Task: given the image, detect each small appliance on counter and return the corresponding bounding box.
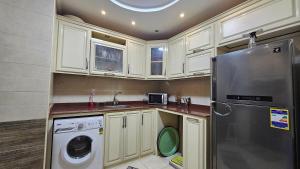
[148,93,168,105]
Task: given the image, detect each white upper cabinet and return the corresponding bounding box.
[216,0,300,46]
[90,38,127,77]
[56,21,90,74]
[127,41,146,78]
[186,49,214,76]
[186,24,214,55]
[167,36,186,78]
[146,42,168,79]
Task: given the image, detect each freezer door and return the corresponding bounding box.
[213,40,293,107]
[212,102,295,169]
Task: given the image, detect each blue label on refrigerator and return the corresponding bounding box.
[270,108,289,130]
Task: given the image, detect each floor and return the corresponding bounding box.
[107,154,181,169]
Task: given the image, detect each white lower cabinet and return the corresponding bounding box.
[105,110,156,167]
[140,110,155,155]
[104,111,140,166]
[124,111,140,160]
[183,116,207,169]
[104,112,124,166]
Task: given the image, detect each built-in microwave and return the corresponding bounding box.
[148,93,168,105]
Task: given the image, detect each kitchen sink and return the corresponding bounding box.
[104,105,130,109]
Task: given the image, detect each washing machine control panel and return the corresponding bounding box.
[54,116,104,134]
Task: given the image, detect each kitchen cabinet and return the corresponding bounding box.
[186,48,214,76]
[216,0,300,46]
[186,24,214,55]
[146,42,168,79]
[140,110,155,155]
[56,21,90,74]
[90,39,127,77]
[183,116,207,169]
[127,41,146,78]
[104,112,124,166]
[167,36,186,78]
[104,111,140,166]
[124,111,140,160]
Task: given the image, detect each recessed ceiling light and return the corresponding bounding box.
[180,13,185,18]
[101,10,106,15]
[131,21,136,26]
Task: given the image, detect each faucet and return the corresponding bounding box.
[113,91,122,106]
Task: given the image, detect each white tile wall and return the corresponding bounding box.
[0,0,55,122]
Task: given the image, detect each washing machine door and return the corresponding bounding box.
[61,135,95,166]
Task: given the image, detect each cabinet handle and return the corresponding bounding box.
[122,116,125,128]
[182,63,185,74]
[125,116,127,128]
[142,114,144,125]
[85,58,88,70]
[128,64,130,74]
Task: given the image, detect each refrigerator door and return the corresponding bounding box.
[213,40,293,107]
[212,102,295,169]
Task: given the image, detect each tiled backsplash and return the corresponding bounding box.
[160,77,211,105]
[52,74,162,103]
[52,74,211,106]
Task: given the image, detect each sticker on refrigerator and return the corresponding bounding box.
[270,108,289,130]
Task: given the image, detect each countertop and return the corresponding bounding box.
[50,102,211,118]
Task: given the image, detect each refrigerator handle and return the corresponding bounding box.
[211,57,217,101]
[211,102,232,117]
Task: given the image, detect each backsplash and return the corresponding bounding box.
[52,74,211,106]
[160,77,211,106]
[52,74,161,103]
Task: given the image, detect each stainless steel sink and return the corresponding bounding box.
[104,105,130,109]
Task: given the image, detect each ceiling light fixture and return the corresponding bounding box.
[131,21,136,26]
[180,12,185,18]
[101,10,106,15]
[110,0,180,13]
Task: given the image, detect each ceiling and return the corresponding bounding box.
[56,0,247,40]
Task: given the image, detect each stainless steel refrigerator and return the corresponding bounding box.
[211,38,300,169]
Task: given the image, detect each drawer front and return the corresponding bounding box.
[217,0,298,45]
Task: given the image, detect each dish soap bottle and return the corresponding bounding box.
[88,89,96,109]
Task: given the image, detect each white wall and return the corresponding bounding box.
[0,0,55,122]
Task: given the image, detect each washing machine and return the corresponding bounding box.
[51,115,104,169]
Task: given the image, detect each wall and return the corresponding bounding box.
[53,74,210,106]
[52,74,161,103]
[160,77,211,106]
[0,0,55,122]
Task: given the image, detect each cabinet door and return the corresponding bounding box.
[90,39,126,77]
[104,112,124,166]
[56,21,89,74]
[168,37,186,78]
[140,111,154,155]
[186,24,214,55]
[127,41,146,78]
[146,43,167,79]
[186,49,214,76]
[124,111,140,160]
[184,117,207,169]
[217,0,298,46]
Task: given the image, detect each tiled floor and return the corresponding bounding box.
[107,154,180,169]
